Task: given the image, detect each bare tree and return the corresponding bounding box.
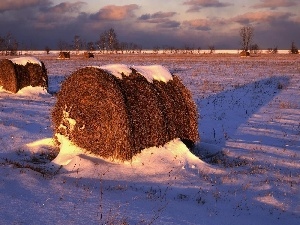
[96,31,107,53]
[0,36,5,55]
[73,35,83,54]
[87,41,95,52]
[240,26,254,52]
[45,46,51,54]
[107,28,118,53]
[208,45,215,54]
[250,43,259,54]
[290,41,299,54]
[4,33,18,55]
[57,39,69,51]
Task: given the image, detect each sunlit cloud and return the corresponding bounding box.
[90,4,139,21]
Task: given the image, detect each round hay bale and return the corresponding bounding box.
[52,67,133,160]
[0,57,48,93]
[240,50,250,57]
[52,65,199,161]
[171,76,199,147]
[117,71,168,153]
[25,61,48,89]
[0,59,19,93]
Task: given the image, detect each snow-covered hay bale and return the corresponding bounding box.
[0,57,48,93]
[52,64,199,160]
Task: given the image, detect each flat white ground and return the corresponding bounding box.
[0,53,299,224]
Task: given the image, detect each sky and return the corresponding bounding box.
[0,0,299,50]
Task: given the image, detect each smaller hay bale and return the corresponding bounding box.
[240,50,250,57]
[0,57,48,93]
[58,51,70,59]
[83,52,94,58]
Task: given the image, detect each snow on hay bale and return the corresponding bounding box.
[0,57,48,93]
[52,64,199,160]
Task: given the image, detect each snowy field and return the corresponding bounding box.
[0,53,299,224]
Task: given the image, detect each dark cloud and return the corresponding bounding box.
[138,11,177,21]
[252,0,299,10]
[90,4,139,21]
[157,20,180,28]
[137,11,178,29]
[183,0,232,12]
[231,11,295,25]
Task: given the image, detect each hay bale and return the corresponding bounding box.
[0,59,21,93]
[240,50,250,57]
[52,67,133,160]
[0,57,47,93]
[58,51,70,59]
[25,61,48,88]
[83,52,94,58]
[52,64,199,160]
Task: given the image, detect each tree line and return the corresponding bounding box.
[1,27,299,55]
[55,28,143,54]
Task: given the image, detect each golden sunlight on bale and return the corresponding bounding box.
[0,57,48,93]
[52,65,199,161]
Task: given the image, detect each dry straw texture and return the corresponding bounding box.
[0,59,47,93]
[52,66,199,160]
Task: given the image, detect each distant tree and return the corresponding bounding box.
[57,40,69,51]
[208,45,215,54]
[250,43,259,54]
[45,46,51,54]
[87,42,95,52]
[73,35,83,54]
[197,46,201,54]
[96,31,107,53]
[4,33,18,55]
[267,46,278,54]
[107,28,118,53]
[153,46,160,54]
[0,36,5,55]
[240,26,254,52]
[290,41,299,54]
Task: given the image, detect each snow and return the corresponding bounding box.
[0,54,299,224]
[96,64,173,83]
[99,64,132,79]
[10,56,42,66]
[131,65,173,83]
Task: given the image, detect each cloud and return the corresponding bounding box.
[183,19,211,31]
[138,11,177,21]
[157,20,181,28]
[231,11,294,25]
[43,1,86,14]
[252,0,299,10]
[183,0,232,12]
[90,4,139,21]
[0,0,50,12]
[137,11,178,28]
